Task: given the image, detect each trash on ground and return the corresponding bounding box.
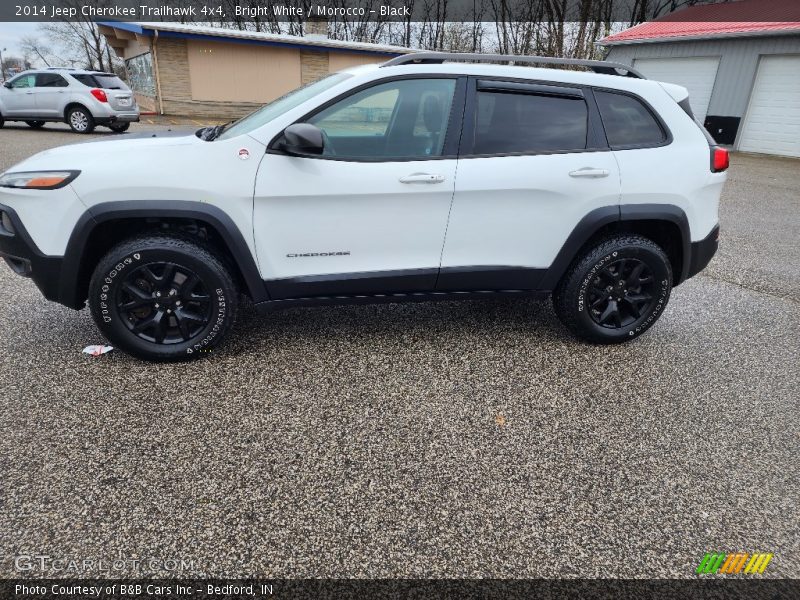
[82,345,113,357]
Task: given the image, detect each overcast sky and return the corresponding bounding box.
[0,22,42,60]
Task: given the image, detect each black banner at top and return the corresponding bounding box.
[3,0,800,23]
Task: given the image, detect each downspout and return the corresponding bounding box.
[152,30,164,115]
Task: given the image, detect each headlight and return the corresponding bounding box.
[0,170,79,190]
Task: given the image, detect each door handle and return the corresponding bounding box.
[569,167,610,178]
[399,173,445,184]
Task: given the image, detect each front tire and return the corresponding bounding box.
[553,235,672,344]
[26,120,45,129]
[88,235,238,361]
[108,122,130,133]
[67,107,95,133]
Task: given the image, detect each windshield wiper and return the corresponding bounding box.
[201,120,233,141]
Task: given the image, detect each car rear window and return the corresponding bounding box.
[71,73,128,90]
[595,90,667,148]
[472,91,588,155]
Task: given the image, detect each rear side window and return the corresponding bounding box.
[472,91,588,155]
[71,73,128,90]
[595,90,666,148]
[35,73,68,88]
[93,74,127,90]
[71,74,96,87]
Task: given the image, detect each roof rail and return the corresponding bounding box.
[381,52,645,79]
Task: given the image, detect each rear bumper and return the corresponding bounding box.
[95,112,140,124]
[687,225,720,280]
[0,203,65,305]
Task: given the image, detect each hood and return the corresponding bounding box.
[7,131,200,173]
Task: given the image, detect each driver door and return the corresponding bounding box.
[1,73,37,116]
[253,76,465,299]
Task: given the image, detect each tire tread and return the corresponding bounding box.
[553,234,672,344]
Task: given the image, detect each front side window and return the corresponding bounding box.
[10,74,35,89]
[307,78,457,160]
[472,91,588,155]
[594,90,667,148]
[36,73,68,88]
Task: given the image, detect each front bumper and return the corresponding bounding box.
[687,225,720,279]
[0,203,65,304]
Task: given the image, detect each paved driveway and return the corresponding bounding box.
[0,123,797,578]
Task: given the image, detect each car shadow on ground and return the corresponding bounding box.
[227,295,569,354]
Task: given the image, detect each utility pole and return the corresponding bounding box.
[0,47,6,81]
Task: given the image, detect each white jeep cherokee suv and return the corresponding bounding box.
[0,53,726,361]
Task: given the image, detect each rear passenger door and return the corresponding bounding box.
[34,72,69,117]
[439,78,621,291]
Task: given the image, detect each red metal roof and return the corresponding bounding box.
[601,0,800,45]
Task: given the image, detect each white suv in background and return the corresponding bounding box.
[0,68,139,133]
[0,53,727,361]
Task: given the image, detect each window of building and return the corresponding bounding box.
[124,53,155,96]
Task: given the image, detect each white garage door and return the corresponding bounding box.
[633,57,720,123]
[738,55,800,158]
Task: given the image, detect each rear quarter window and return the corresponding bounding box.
[71,73,128,90]
[594,90,667,148]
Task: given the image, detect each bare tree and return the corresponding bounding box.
[38,0,120,71]
[19,35,56,68]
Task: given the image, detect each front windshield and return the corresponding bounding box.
[216,73,352,141]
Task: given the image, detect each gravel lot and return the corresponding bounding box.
[0,122,798,578]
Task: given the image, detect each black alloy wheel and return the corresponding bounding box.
[117,262,213,344]
[553,235,673,344]
[585,258,657,329]
[89,235,238,361]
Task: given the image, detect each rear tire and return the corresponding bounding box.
[553,235,672,344]
[108,122,130,133]
[67,106,95,134]
[25,120,45,129]
[88,235,239,362]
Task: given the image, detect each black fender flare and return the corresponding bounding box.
[59,200,268,308]
[537,203,691,290]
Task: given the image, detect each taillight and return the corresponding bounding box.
[711,146,729,172]
[90,88,108,103]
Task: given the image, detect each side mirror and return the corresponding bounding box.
[281,123,324,156]
[3,82,12,89]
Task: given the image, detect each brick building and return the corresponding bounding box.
[99,21,413,119]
